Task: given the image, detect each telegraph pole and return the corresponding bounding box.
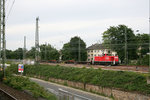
[125,27,127,65]
[23,36,26,64]
[45,42,47,60]
[78,37,81,62]
[149,0,150,71]
[1,0,6,78]
[35,17,40,65]
[0,0,2,60]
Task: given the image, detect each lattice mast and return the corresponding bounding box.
[0,0,6,78]
[35,17,39,65]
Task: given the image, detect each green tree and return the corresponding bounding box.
[6,48,25,59]
[136,33,149,56]
[6,49,13,59]
[61,43,71,60]
[26,47,35,59]
[40,44,60,60]
[136,33,149,65]
[103,25,137,63]
[13,48,23,59]
[61,36,87,61]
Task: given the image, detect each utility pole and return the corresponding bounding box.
[149,0,150,71]
[35,17,40,65]
[0,0,2,60]
[1,0,6,78]
[23,36,26,64]
[45,42,47,60]
[125,27,127,65]
[110,40,112,55]
[78,37,80,62]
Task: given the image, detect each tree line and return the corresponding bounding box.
[103,24,149,65]
[4,24,150,65]
[5,36,87,61]
[6,44,60,60]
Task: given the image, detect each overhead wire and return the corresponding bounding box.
[6,0,11,9]
[6,0,15,21]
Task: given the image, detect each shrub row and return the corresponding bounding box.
[8,64,150,95]
[4,66,57,100]
[3,75,57,100]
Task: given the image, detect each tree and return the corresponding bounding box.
[136,33,149,56]
[61,43,71,60]
[26,47,35,59]
[61,36,87,61]
[136,33,149,65]
[103,25,137,63]
[6,49,14,59]
[40,44,60,60]
[13,48,23,59]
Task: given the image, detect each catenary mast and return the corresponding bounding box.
[35,17,40,65]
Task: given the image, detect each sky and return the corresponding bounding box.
[5,0,149,50]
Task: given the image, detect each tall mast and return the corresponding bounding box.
[35,17,39,65]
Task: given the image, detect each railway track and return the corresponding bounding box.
[0,82,37,100]
[41,63,149,73]
[0,88,17,100]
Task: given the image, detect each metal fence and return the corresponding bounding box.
[58,88,92,100]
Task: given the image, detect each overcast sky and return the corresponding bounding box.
[6,0,149,50]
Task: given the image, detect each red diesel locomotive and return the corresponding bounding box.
[93,54,119,65]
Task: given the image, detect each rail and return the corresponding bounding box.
[0,88,17,100]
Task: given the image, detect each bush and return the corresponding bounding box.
[3,75,57,100]
[136,55,149,66]
[8,64,150,95]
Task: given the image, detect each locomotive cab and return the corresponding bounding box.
[93,54,119,65]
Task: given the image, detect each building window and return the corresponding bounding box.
[88,55,90,57]
[94,54,96,56]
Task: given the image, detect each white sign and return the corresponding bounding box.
[18,64,24,73]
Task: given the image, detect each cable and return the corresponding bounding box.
[6,0,11,12]
[6,0,15,21]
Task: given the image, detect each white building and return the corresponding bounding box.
[87,43,117,61]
